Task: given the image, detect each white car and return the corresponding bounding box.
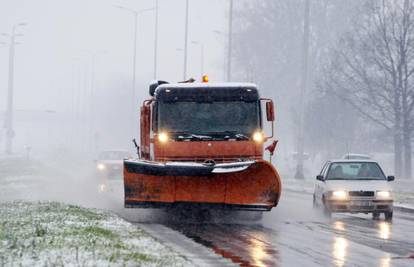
[313,160,394,220]
[95,149,131,192]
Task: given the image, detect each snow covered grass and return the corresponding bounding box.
[0,201,190,267]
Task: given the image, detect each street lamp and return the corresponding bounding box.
[1,22,27,154]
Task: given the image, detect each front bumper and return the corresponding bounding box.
[326,198,393,213]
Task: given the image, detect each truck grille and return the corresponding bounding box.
[349,191,374,197]
[157,156,261,163]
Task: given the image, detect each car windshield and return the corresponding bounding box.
[157,101,260,137]
[326,162,386,180]
[98,151,129,160]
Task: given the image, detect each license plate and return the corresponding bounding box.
[350,201,371,206]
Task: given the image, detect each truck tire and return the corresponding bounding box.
[372,212,380,220]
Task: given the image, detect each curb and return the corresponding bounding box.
[393,205,414,214]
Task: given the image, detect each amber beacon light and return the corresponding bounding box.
[202,75,209,83]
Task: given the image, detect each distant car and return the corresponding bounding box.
[95,149,131,192]
[313,160,394,220]
[342,153,371,160]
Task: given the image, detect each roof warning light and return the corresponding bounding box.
[202,75,209,83]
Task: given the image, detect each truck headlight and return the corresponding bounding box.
[158,132,169,143]
[97,163,106,171]
[377,191,391,198]
[252,131,264,143]
[332,190,347,199]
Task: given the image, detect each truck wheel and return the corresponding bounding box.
[372,212,380,220]
[384,211,393,221]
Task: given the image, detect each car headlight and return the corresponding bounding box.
[97,163,106,171]
[377,191,391,198]
[332,190,347,199]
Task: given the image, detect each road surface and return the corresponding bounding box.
[121,189,414,267]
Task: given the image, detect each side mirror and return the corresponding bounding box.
[316,175,324,181]
[149,82,158,96]
[266,101,275,121]
[149,80,169,96]
[387,176,395,182]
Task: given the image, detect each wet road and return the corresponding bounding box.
[120,189,414,267]
[7,159,413,266]
[163,190,414,266]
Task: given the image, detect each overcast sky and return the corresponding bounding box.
[0,0,228,114]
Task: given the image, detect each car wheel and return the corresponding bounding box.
[372,212,380,220]
[384,211,393,221]
[322,196,331,218]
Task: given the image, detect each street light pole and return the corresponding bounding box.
[153,0,159,79]
[295,0,311,179]
[183,0,189,80]
[132,11,138,118]
[213,30,227,81]
[227,0,233,82]
[80,50,106,153]
[191,41,204,78]
[115,5,155,136]
[3,23,26,154]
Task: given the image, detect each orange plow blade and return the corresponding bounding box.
[124,159,281,211]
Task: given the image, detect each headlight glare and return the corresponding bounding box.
[377,191,391,198]
[97,163,106,171]
[158,132,169,143]
[252,131,264,143]
[332,190,347,199]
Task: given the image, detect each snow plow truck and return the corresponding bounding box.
[123,78,281,212]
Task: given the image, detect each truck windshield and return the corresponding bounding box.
[326,162,386,180]
[157,101,261,137]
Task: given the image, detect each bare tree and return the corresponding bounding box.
[321,0,414,178]
[232,0,363,175]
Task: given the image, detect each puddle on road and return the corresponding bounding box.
[168,223,279,267]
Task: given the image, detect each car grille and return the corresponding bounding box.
[349,191,374,197]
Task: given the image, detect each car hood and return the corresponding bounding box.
[325,180,392,192]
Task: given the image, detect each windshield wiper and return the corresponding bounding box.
[220,131,250,140]
[172,132,213,141]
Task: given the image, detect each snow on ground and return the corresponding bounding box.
[0,201,190,267]
[0,156,191,267]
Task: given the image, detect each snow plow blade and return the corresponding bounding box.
[123,159,281,211]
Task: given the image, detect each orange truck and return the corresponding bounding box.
[123,79,281,212]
